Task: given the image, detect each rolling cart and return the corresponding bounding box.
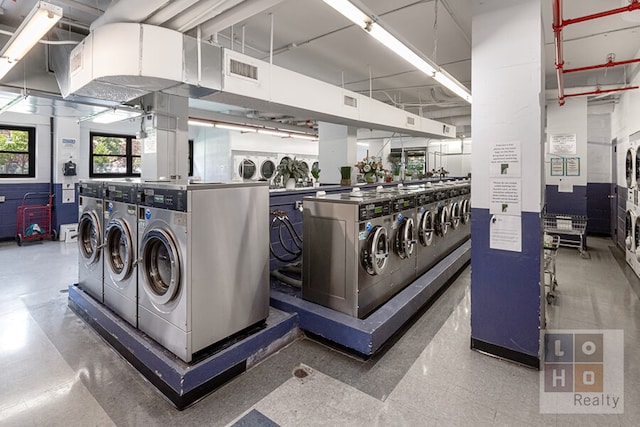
[543,233,560,304]
[15,192,57,246]
[542,213,588,258]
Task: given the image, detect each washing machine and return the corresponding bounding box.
[414,185,440,277]
[446,180,471,250]
[137,181,269,363]
[634,215,640,278]
[432,182,452,244]
[103,182,139,327]
[302,190,394,318]
[626,209,636,270]
[626,146,635,205]
[78,180,105,303]
[387,190,418,289]
[258,156,278,181]
[234,155,259,180]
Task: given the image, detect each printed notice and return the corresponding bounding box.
[566,157,580,176]
[558,180,573,193]
[143,129,157,154]
[490,215,522,252]
[550,134,577,155]
[490,179,521,215]
[550,158,565,176]
[490,141,521,177]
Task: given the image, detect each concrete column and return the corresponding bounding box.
[318,122,358,184]
[140,92,189,182]
[53,117,81,233]
[470,0,544,368]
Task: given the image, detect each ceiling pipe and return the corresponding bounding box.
[553,0,640,106]
[563,85,639,100]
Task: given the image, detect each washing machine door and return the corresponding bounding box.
[239,159,257,180]
[436,204,450,237]
[450,202,461,230]
[261,160,276,179]
[78,211,102,265]
[396,217,416,259]
[361,226,389,276]
[636,148,640,185]
[627,149,633,187]
[635,217,640,261]
[140,228,181,305]
[419,209,434,246]
[104,218,135,283]
[626,211,633,250]
[460,199,470,224]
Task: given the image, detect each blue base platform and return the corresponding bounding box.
[270,240,471,356]
[68,285,301,410]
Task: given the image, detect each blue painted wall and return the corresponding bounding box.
[545,185,587,215]
[0,183,53,240]
[586,183,612,235]
[470,209,542,359]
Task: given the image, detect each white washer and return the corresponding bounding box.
[103,182,139,327]
[234,155,259,181]
[78,180,104,303]
[257,156,277,180]
[626,145,635,205]
[137,182,270,363]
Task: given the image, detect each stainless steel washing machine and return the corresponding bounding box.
[302,190,394,318]
[103,182,139,327]
[78,180,104,302]
[415,185,440,277]
[387,190,418,289]
[137,181,269,363]
[445,180,471,250]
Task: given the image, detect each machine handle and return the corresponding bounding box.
[374,252,388,260]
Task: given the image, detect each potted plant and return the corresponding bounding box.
[355,157,383,184]
[275,157,308,190]
[340,166,352,186]
[311,165,321,187]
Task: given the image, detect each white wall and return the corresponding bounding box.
[586,109,612,184]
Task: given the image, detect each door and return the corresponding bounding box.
[78,210,102,267]
[140,227,182,306]
[104,218,135,286]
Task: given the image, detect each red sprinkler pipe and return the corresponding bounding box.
[563,0,640,27]
[564,57,640,74]
[553,0,565,105]
[564,85,640,100]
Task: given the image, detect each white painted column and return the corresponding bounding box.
[318,122,358,184]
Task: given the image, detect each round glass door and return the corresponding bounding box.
[361,226,389,276]
[419,210,434,246]
[261,160,276,179]
[396,218,415,259]
[626,211,633,250]
[461,199,470,224]
[105,219,134,283]
[626,149,633,187]
[239,159,256,179]
[436,204,450,237]
[78,211,102,265]
[636,148,640,184]
[140,228,181,306]
[636,217,640,261]
[450,202,461,230]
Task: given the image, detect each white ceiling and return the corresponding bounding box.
[0,0,639,138]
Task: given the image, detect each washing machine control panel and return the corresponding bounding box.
[104,184,137,203]
[416,192,435,206]
[391,196,416,212]
[79,181,104,198]
[434,189,450,201]
[458,185,470,195]
[138,188,187,212]
[358,200,391,221]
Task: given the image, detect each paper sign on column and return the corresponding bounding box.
[490,141,521,177]
[550,134,577,155]
[489,179,521,215]
[490,215,522,252]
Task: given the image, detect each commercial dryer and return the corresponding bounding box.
[625,209,636,271]
[78,180,104,303]
[103,182,139,327]
[302,190,394,318]
[137,181,269,362]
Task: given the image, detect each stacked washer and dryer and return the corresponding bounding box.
[625,143,638,273]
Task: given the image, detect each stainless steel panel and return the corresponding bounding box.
[77,195,104,303]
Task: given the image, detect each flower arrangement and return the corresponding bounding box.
[355,157,384,183]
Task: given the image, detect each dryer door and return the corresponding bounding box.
[450,201,461,230]
[460,199,470,224]
[105,218,135,284]
[140,228,181,305]
[626,149,633,188]
[436,203,450,237]
[626,211,633,250]
[78,211,102,266]
[361,226,389,276]
[635,217,640,262]
[396,217,416,259]
[419,209,434,246]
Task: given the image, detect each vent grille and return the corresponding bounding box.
[407,116,415,126]
[70,49,82,74]
[229,59,258,80]
[343,95,358,108]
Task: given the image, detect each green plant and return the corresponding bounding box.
[311,166,321,181]
[275,157,308,183]
[340,166,351,179]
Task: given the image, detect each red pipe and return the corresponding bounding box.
[563,1,640,27]
[553,0,565,105]
[564,85,640,99]
[564,57,640,74]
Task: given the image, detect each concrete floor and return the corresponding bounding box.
[0,236,637,426]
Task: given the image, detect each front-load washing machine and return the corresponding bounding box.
[302,190,394,318]
[137,181,269,363]
[78,180,104,302]
[626,209,636,270]
[234,155,259,181]
[387,190,418,289]
[634,215,640,278]
[415,185,440,277]
[446,180,471,250]
[433,182,452,244]
[258,157,277,181]
[103,182,139,327]
[627,146,635,205]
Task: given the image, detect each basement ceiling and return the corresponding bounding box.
[0,0,639,138]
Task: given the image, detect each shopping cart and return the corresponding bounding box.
[544,233,560,304]
[542,213,588,258]
[15,192,57,246]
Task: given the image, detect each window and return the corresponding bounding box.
[0,125,36,178]
[90,133,141,177]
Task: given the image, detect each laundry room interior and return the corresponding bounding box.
[0,1,639,425]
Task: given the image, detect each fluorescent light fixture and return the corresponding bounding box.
[0,2,63,80]
[188,119,214,127]
[289,133,319,141]
[357,142,369,147]
[0,92,27,115]
[78,107,142,124]
[257,129,290,137]
[215,123,257,132]
[322,0,471,104]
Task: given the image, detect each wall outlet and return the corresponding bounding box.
[0,195,5,202]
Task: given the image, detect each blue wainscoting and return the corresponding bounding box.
[545,185,587,215]
[0,183,52,241]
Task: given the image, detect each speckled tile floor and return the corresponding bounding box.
[0,237,637,426]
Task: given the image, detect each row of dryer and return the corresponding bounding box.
[77,179,270,363]
[625,136,640,277]
[302,180,470,318]
[233,154,318,181]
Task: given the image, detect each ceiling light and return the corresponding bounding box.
[257,129,290,137]
[433,71,472,103]
[78,107,142,124]
[289,133,319,141]
[188,119,214,127]
[367,23,436,76]
[322,0,369,28]
[357,142,369,147]
[0,92,27,115]
[0,2,63,80]
[215,123,257,132]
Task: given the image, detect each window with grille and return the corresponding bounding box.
[90,133,141,177]
[0,125,35,178]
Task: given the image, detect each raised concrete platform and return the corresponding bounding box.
[270,240,471,356]
[68,285,300,410]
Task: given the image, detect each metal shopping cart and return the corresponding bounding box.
[542,213,588,258]
[543,233,560,304]
[15,192,57,246]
